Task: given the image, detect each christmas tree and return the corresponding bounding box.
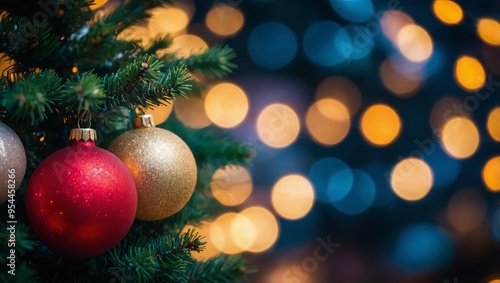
[0,0,255,282]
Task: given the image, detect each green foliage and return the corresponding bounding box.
[0,0,254,281]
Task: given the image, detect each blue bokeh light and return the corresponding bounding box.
[329,169,376,215]
[393,223,454,273]
[248,22,297,69]
[303,21,352,66]
[423,146,461,190]
[328,0,374,23]
[309,158,350,203]
[343,25,375,60]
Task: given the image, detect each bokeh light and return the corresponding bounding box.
[391,158,433,201]
[137,101,173,125]
[381,10,414,42]
[343,25,375,60]
[210,212,243,254]
[315,76,362,116]
[328,169,376,215]
[395,24,433,62]
[487,107,500,142]
[90,0,107,10]
[328,0,374,23]
[447,189,486,233]
[429,97,467,130]
[441,117,480,159]
[174,95,212,128]
[182,222,219,260]
[303,21,351,66]
[379,58,422,97]
[117,26,150,47]
[482,156,500,192]
[309,158,351,203]
[231,213,257,251]
[454,55,486,91]
[477,18,500,46]
[393,223,454,272]
[205,82,249,128]
[256,103,300,148]
[148,7,190,35]
[271,174,315,220]
[161,34,208,58]
[432,0,463,25]
[248,22,297,69]
[210,166,252,207]
[239,206,279,253]
[306,98,350,146]
[206,4,244,37]
[360,104,401,146]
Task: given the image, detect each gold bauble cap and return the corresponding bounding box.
[69,128,97,141]
[133,114,156,129]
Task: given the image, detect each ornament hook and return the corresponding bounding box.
[78,111,92,128]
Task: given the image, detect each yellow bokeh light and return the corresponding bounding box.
[206,4,245,37]
[149,7,190,35]
[174,96,212,128]
[432,0,463,25]
[271,174,315,220]
[182,222,219,260]
[239,206,279,253]
[487,107,500,142]
[210,166,252,207]
[256,104,300,148]
[379,58,422,97]
[71,66,78,73]
[489,280,500,283]
[138,101,174,125]
[482,156,500,192]
[477,18,500,46]
[306,99,350,146]
[230,213,257,250]
[454,55,486,91]
[90,0,108,10]
[360,104,401,146]
[117,25,150,47]
[391,158,434,201]
[381,10,414,42]
[315,76,361,116]
[396,24,433,62]
[159,34,208,58]
[447,189,486,232]
[209,212,243,254]
[441,117,480,159]
[205,83,249,128]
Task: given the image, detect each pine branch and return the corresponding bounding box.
[0,16,61,71]
[109,230,204,283]
[62,72,105,112]
[1,70,62,125]
[166,45,237,79]
[186,255,256,283]
[103,55,192,109]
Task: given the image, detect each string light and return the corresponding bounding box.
[206,4,244,37]
[395,24,433,62]
[360,104,401,146]
[306,99,350,146]
[432,0,463,25]
[210,166,252,206]
[487,107,500,142]
[454,55,486,91]
[441,117,479,159]
[271,174,315,220]
[256,104,300,148]
[482,156,500,192]
[477,18,500,46]
[204,83,249,128]
[391,158,433,201]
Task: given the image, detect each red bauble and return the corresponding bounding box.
[25,133,137,258]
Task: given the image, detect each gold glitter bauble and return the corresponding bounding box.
[0,122,26,204]
[108,115,197,221]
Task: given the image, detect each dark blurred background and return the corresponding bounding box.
[83,0,500,282]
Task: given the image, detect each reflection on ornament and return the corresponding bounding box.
[0,122,26,204]
[25,128,137,258]
[109,114,197,220]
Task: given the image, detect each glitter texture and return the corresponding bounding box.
[25,138,137,258]
[0,122,26,204]
[108,119,197,221]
